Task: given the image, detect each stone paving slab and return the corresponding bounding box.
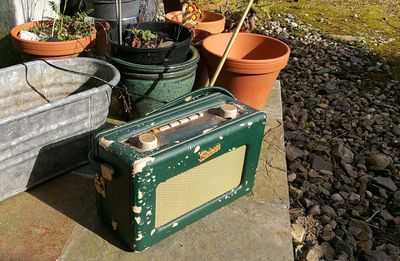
[0,81,292,260]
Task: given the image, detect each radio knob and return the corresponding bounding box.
[220,104,238,119]
[138,134,158,151]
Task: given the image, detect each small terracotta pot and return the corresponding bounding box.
[165,11,226,34]
[11,21,96,60]
[163,0,227,13]
[202,33,290,110]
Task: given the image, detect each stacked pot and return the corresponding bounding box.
[165,9,226,89]
[106,22,199,118]
[165,4,291,110]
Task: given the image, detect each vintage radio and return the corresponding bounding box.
[89,88,266,251]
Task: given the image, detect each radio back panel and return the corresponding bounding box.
[90,90,266,252]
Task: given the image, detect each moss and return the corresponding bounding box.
[228,0,400,80]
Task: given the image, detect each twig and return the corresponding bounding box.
[366,209,381,223]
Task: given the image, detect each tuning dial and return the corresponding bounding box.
[138,134,158,151]
[220,104,238,119]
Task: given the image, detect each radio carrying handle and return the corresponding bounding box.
[147,87,236,115]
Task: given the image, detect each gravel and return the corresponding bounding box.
[257,12,400,260]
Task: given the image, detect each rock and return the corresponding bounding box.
[289,186,303,200]
[331,193,344,202]
[359,250,391,261]
[286,13,295,19]
[348,219,372,241]
[322,224,335,241]
[394,216,400,225]
[327,34,365,43]
[366,154,393,169]
[291,223,306,244]
[311,154,333,172]
[309,205,321,216]
[342,163,359,178]
[286,145,306,161]
[303,245,323,261]
[373,176,398,192]
[287,173,297,182]
[332,144,354,164]
[393,190,400,201]
[320,242,336,261]
[393,125,400,136]
[320,215,331,225]
[350,56,362,64]
[335,239,354,257]
[348,192,361,204]
[321,205,337,218]
[386,244,400,256]
[380,209,394,221]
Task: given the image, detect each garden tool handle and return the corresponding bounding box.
[208,0,255,86]
[147,87,236,115]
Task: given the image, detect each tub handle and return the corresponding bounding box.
[147,87,236,115]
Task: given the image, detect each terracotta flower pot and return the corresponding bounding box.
[202,32,290,110]
[165,11,226,34]
[11,21,96,60]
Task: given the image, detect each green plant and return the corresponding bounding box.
[124,28,174,48]
[27,0,94,41]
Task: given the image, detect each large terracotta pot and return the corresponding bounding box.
[202,32,290,110]
[165,11,225,34]
[11,21,96,60]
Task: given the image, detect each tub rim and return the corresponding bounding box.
[0,57,120,126]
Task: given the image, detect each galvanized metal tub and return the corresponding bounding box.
[0,58,120,201]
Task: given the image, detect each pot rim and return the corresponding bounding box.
[108,21,193,52]
[10,21,97,46]
[202,32,291,64]
[106,45,200,73]
[166,10,225,25]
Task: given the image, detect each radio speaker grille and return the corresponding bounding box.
[155,146,246,227]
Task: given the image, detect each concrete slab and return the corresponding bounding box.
[0,81,293,260]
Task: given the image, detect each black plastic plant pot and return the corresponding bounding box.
[85,0,140,20]
[109,22,194,65]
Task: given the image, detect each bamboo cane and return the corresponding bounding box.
[116,0,122,45]
[208,0,255,86]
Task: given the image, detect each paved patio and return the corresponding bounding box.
[0,82,292,260]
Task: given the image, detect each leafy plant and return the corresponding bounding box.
[26,0,94,41]
[124,28,174,48]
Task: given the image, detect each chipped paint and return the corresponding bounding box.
[184,95,192,102]
[94,173,106,198]
[101,164,113,181]
[136,232,143,241]
[132,157,155,175]
[138,190,143,199]
[240,123,245,126]
[151,229,156,236]
[246,188,250,191]
[247,122,253,127]
[111,218,117,230]
[185,155,189,159]
[202,128,212,134]
[194,145,200,153]
[147,220,151,225]
[174,141,180,144]
[135,217,141,224]
[219,136,223,140]
[146,210,152,216]
[133,206,142,214]
[99,137,114,151]
[172,222,178,227]
[199,144,221,162]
